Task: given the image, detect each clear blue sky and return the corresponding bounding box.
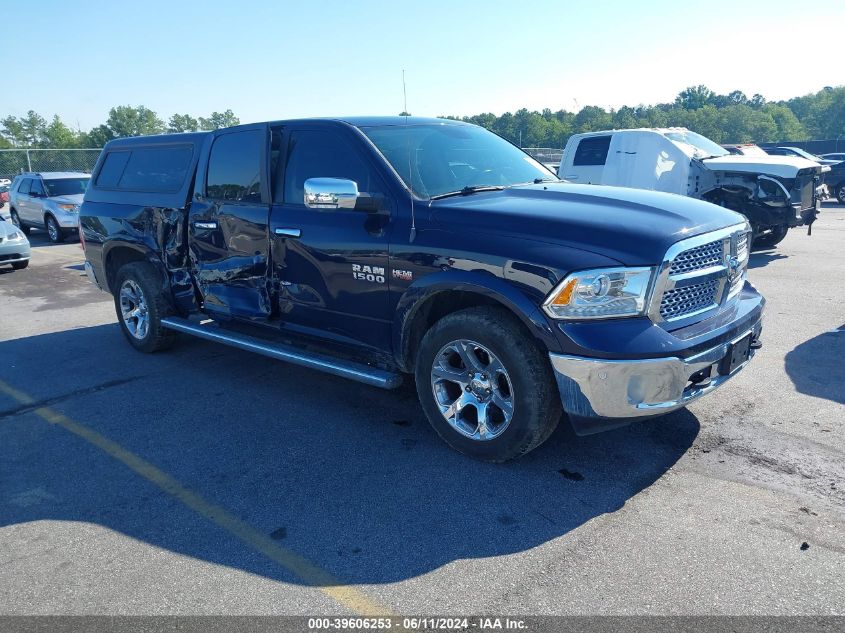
[6,0,840,130]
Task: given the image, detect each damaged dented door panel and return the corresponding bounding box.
[189,124,272,320]
[269,124,393,350]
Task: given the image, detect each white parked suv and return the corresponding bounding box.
[8,171,90,243]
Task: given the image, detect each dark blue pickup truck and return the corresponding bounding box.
[80,117,764,461]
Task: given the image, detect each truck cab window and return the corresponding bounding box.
[207,130,263,202]
[282,130,377,205]
[573,136,611,166]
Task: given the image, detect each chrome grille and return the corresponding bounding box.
[736,232,748,261]
[659,279,720,321]
[651,224,750,326]
[668,239,723,276]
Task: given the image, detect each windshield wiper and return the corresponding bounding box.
[533,177,559,184]
[430,185,505,200]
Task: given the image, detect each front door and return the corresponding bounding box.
[188,125,272,320]
[269,125,393,350]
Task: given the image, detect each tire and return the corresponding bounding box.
[9,209,30,235]
[415,306,561,462]
[753,224,789,249]
[11,260,29,270]
[45,215,65,243]
[113,261,178,353]
[837,182,845,205]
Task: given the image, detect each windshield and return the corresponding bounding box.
[787,147,823,162]
[360,124,557,199]
[663,130,728,159]
[43,177,90,197]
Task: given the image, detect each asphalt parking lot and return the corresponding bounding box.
[1,204,843,616]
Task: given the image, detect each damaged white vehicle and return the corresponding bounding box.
[559,128,829,248]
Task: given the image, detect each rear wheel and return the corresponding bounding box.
[9,209,30,235]
[837,183,845,205]
[415,306,561,462]
[45,215,65,243]
[114,261,178,353]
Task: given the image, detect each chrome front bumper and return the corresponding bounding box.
[550,319,763,422]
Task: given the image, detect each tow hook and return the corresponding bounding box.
[750,337,763,350]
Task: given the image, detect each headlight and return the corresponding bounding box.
[57,203,79,213]
[542,267,654,319]
[8,230,25,241]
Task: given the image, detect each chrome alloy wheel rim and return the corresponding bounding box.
[47,218,58,241]
[430,339,515,441]
[119,279,150,340]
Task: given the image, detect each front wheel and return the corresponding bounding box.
[113,262,178,353]
[45,215,65,243]
[837,183,845,205]
[11,260,29,270]
[415,306,561,462]
[753,224,789,249]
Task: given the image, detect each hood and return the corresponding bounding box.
[48,193,84,205]
[0,219,27,239]
[702,155,828,178]
[429,183,746,267]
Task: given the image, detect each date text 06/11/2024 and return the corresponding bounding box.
[307,617,528,630]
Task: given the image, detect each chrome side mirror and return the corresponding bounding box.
[304,178,358,210]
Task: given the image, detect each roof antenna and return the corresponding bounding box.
[404,69,417,243]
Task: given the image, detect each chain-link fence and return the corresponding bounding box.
[0,149,102,181]
[522,147,563,167]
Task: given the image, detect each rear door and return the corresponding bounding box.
[188,125,272,320]
[269,124,393,350]
[14,178,33,222]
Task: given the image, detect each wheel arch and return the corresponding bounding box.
[103,242,169,296]
[393,271,561,373]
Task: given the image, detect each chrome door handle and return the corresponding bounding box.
[274,228,301,238]
[193,221,217,230]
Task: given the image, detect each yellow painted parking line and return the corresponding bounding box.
[0,378,391,616]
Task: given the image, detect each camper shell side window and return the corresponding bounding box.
[573,135,612,166]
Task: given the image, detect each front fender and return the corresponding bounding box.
[393,269,561,371]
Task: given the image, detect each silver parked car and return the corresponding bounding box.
[8,172,90,243]
[0,218,31,270]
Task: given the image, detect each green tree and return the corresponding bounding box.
[199,110,240,130]
[21,111,48,146]
[105,105,165,138]
[41,115,79,148]
[675,85,716,110]
[82,125,115,148]
[762,103,806,141]
[1,116,25,147]
[573,106,612,133]
[168,113,199,133]
[801,86,845,138]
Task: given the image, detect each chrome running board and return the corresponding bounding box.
[161,317,402,390]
